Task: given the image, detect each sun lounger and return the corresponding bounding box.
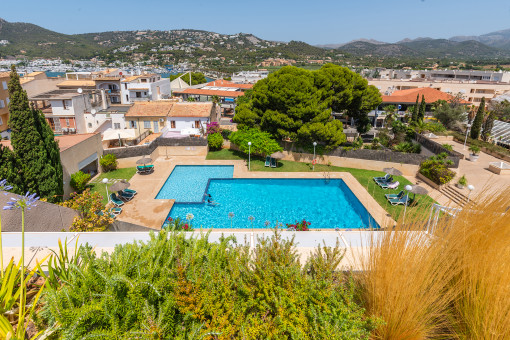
[109,193,124,207]
[388,194,410,206]
[379,181,399,189]
[124,188,137,195]
[375,176,393,186]
[110,207,122,215]
[265,156,271,167]
[119,190,134,201]
[270,158,277,168]
[136,166,147,174]
[373,173,390,183]
[385,190,404,200]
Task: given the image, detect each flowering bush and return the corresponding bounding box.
[60,189,113,231]
[164,217,194,231]
[286,219,311,231]
[206,122,220,135]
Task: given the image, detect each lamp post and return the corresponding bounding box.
[467,184,474,203]
[313,141,317,171]
[102,178,109,203]
[463,123,472,150]
[248,142,252,171]
[402,184,413,225]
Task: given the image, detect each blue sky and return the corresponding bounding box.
[3,0,510,44]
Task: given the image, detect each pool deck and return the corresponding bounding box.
[117,156,395,230]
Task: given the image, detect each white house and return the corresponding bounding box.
[165,102,216,136]
[120,74,171,104]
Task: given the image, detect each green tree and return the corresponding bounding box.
[470,97,486,140]
[207,132,223,150]
[412,94,419,122]
[0,145,22,193]
[169,72,206,85]
[418,95,426,122]
[229,128,282,156]
[489,99,510,122]
[481,111,495,142]
[432,99,467,129]
[7,66,63,202]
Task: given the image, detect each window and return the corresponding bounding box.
[48,119,55,130]
[65,118,70,127]
[1,81,7,90]
[136,92,142,98]
[144,121,151,129]
[114,123,121,129]
[126,94,129,102]
[171,120,176,129]
[141,78,147,83]
[0,100,4,108]
[195,120,201,128]
[0,116,3,125]
[88,122,92,128]
[130,120,137,128]
[6,97,9,105]
[124,84,128,90]
[63,100,71,109]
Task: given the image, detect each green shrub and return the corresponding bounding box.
[99,154,117,172]
[207,132,223,150]
[458,175,467,186]
[468,145,480,155]
[393,142,421,154]
[442,144,453,151]
[419,153,456,185]
[70,171,91,192]
[36,231,379,338]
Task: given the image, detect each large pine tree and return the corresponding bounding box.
[470,97,485,140]
[481,111,495,142]
[412,94,419,122]
[7,65,63,202]
[418,95,426,122]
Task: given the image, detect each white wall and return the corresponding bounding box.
[166,117,209,132]
[120,78,172,104]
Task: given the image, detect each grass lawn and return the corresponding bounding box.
[207,149,435,222]
[89,168,138,205]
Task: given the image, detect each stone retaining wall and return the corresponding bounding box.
[415,133,464,160]
[104,136,208,159]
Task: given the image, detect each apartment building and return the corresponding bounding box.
[231,70,269,84]
[58,69,124,104]
[0,72,9,138]
[379,69,510,83]
[120,73,171,104]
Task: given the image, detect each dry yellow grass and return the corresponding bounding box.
[355,187,510,339]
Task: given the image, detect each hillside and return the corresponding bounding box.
[450,28,510,50]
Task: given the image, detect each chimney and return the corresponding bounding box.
[101,89,107,110]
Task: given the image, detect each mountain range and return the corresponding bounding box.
[2,18,510,61]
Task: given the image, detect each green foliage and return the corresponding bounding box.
[37,230,378,339]
[468,145,480,155]
[433,99,467,129]
[489,99,510,122]
[412,94,420,122]
[470,97,485,139]
[70,171,91,192]
[352,136,364,150]
[481,111,495,141]
[442,143,453,151]
[393,142,421,154]
[6,65,64,202]
[458,175,467,186]
[99,153,118,172]
[59,189,113,231]
[229,128,283,156]
[411,121,447,133]
[234,64,380,146]
[418,95,426,122]
[419,153,456,185]
[163,217,194,231]
[207,132,223,150]
[169,72,206,85]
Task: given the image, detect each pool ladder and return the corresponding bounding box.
[323,171,331,184]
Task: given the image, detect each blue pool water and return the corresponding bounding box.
[156,165,234,202]
[158,166,379,229]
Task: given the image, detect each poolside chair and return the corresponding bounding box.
[388,194,410,206]
[119,190,134,201]
[110,207,122,215]
[109,193,124,207]
[136,166,146,174]
[124,188,137,195]
[373,173,390,183]
[385,190,404,200]
[265,156,271,167]
[375,176,393,186]
[143,164,154,173]
[270,157,277,168]
[379,181,399,190]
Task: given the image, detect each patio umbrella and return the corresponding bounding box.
[407,185,429,202]
[270,151,285,159]
[382,167,403,176]
[136,157,153,165]
[109,180,130,192]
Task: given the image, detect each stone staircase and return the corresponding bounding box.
[439,184,476,208]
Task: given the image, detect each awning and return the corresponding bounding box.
[102,128,137,141]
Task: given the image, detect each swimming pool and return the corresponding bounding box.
[158,166,379,229]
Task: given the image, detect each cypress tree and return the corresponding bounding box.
[0,145,22,192]
[7,65,63,202]
[481,111,495,142]
[470,97,485,140]
[412,94,419,122]
[418,95,426,122]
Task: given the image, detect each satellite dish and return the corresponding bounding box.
[77,88,83,94]
[91,109,97,115]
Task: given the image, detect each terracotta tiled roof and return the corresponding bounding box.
[125,101,174,117]
[0,72,11,78]
[169,102,213,118]
[121,74,157,82]
[205,79,253,89]
[57,80,96,88]
[174,88,245,97]
[1,133,99,152]
[382,87,470,104]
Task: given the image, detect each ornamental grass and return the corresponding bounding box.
[356,186,510,339]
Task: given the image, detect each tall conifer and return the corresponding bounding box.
[7,65,63,202]
[412,94,419,122]
[470,97,485,140]
[418,95,426,122]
